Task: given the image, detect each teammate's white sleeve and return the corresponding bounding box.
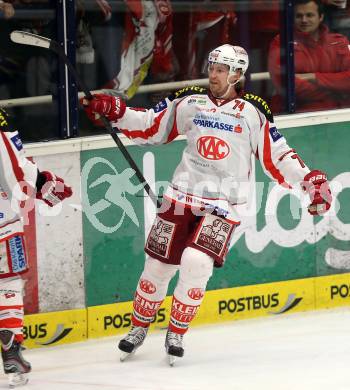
[111,96,186,146]
[250,109,310,188]
[0,130,38,199]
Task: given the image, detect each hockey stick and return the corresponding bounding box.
[10,30,161,208]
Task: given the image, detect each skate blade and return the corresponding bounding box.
[167,354,177,367]
[120,350,135,362]
[8,372,28,388]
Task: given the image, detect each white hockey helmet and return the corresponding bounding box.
[208,44,249,76]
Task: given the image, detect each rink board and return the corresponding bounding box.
[81,121,350,307]
[87,273,346,338]
[23,272,350,348]
[23,117,350,314]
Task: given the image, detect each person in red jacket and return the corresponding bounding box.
[268,0,350,113]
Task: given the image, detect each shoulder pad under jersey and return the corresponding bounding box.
[167,85,208,102]
[242,92,274,123]
[0,108,13,132]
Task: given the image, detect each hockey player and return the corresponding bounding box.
[82,44,332,365]
[0,108,72,387]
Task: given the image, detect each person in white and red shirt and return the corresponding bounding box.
[0,108,72,387]
[83,44,332,365]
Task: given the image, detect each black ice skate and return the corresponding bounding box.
[0,330,31,388]
[118,325,149,361]
[165,329,184,366]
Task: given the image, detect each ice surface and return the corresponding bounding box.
[2,308,350,390]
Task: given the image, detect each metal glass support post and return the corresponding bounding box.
[56,0,77,138]
[280,0,296,113]
[66,0,78,137]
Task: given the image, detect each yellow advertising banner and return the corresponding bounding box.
[87,277,315,338]
[23,273,350,348]
[23,309,87,349]
[193,277,315,326]
[87,298,172,339]
[315,273,350,309]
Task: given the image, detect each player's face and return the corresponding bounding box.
[208,63,230,97]
[295,1,324,35]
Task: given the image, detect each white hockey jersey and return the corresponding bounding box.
[0,109,37,245]
[113,88,310,206]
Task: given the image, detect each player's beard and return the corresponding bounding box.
[210,83,236,100]
[210,82,228,98]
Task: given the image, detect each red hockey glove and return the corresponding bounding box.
[81,93,126,124]
[301,170,332,216]
[36,171,73,207]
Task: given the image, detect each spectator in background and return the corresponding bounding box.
[0,0,15,18]
[322,0,350,37]
[173,4,237,81]
[268,0,350,113]
[76,0,112,66]
[104,0,177,99]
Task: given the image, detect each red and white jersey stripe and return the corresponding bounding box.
[113,92,310,204]
[0,128,38,241]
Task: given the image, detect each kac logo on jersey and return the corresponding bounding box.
[269,127,283,142]
[197,136,230,160]
[10,134,23,151]
[153,99,167,113]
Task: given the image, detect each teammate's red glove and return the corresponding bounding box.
[81,93,126,124]
[301,170,332,215]
[36,171,73,207]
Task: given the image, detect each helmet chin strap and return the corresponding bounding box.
[215,85,234,100]
[215,75,241,99]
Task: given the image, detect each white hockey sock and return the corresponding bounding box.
[132,256,178,327]
[169,247,214,334]
[0,277,24,343]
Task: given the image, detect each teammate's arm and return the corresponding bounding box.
[0,109,72,207]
